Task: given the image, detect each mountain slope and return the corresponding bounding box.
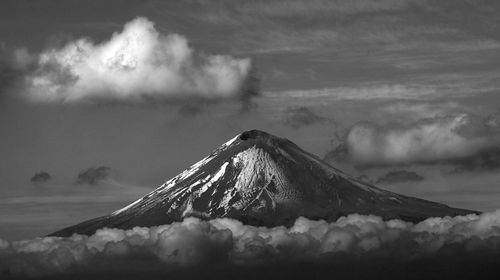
[50,130,477,237]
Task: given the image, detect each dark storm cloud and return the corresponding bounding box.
[324,113,500,170]
[75,166,111,185]
[30,171,52,184]
[283,107,324,129]
[4,211,500,277]
[376,170,424,184]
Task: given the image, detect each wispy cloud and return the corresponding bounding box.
[171,0,500,55]
[267,84,440,101]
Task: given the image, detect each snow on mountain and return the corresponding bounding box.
[50,130,477,237]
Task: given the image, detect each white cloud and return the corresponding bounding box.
[4,211,500,276]
[342,114,500,165]
[23,17,253,103]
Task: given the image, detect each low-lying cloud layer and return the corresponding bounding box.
[19,17,256,103]
[328,113,500,169]
[3,210,500,277]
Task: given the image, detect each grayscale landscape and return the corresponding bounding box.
[1,1,500,279]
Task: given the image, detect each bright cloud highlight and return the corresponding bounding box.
[338,113,500,166]
[23,17,254,103]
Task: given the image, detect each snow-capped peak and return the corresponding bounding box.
[51,130,477,237]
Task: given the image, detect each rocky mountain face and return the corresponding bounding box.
[50,130,477,237]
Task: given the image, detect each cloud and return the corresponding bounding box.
[356,174,373,183]
[268,84,441,101]
[4,211,500,277]
[188,0,420,33]
[283,107,324,128]
[376,170,424,184]
[0,45,36,97]
[75,166,111,185]
[30,172,52,184]
[235,0,413,18]
[20,17,256,104]
[326,113,500,168]
[449,149,500,174]
[0,46,14,96]
[172,0,416,27]
[374,101,470,124]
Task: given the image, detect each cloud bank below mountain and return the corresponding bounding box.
[3,210,500,277]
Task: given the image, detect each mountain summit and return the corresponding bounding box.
[51,130,477,237]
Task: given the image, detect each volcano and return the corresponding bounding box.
[51,130,477,237]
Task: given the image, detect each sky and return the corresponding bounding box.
[1,0,500,241]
